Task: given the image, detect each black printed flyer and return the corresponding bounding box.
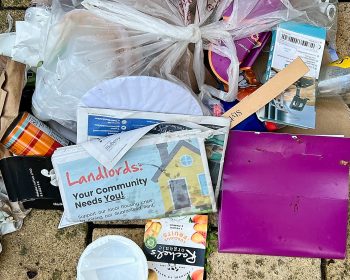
[0,156,63,209]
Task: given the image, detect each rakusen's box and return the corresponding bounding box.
[143,215,208,280]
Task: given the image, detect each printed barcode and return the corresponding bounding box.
[281,33,316,49]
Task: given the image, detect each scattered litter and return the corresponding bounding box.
[0,0,349,279]
[223,58,309,128]
[0,176,27,253]
[76,108,230,200]
[279,96,350,137]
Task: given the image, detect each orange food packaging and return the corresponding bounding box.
[2,112,70,156]
[143,215,208,280]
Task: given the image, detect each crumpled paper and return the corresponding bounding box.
[0,136,28,253]
[0,176,29,253]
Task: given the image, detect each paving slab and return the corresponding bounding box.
[337,3,350,58]
[207,247,321,280]
[0,210,87,280]
[208,213,218,227]
[2,0,31,8]
[0,10,25,33]
[92,227,145,245]
[327,257,350,280]
[325,212,350,280]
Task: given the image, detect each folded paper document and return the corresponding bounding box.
[76,107,230,200]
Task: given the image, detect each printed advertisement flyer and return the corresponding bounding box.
[76,107,230,199]
[144,215,208,280]
[52,131,216,223]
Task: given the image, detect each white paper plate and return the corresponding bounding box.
[80,76,204,115]
[77,235,148,280]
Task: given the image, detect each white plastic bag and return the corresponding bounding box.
[80,0,302,102]
[11,6,51,67]
[31,0,330,128]
[32,7,134,128]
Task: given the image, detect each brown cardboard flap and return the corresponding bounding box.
[223,57,309,128]
[0,56,8,73]
[0,59,26,140]
[280,96,350,137]
[0,73,7,116]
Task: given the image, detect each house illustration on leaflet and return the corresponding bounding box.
[151,140,212,214]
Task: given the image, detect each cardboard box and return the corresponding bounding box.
[258,22,327,128]
[143,215,207,280]
[279,96,350,137]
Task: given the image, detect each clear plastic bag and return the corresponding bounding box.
[79,0,303,102]
[318,56,350,97]
[31,0,332,128]
[290,0,338,49]
[32,7,135,128]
